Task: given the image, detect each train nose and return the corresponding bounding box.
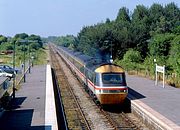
[96,93,128,104]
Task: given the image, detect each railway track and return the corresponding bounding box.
[49,44,148,130]
[101,110,138,129]
[50,45,91,130]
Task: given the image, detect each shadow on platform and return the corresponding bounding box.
[8,97,27,109]
[0,109,51,130]
[0,97,51,130]
[128,87,146,100]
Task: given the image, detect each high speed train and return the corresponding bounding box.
[55,45,128,105]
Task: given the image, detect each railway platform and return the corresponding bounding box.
[127,74,180,130]
[0,65,58,130]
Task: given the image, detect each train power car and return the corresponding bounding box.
[56,46,128,105]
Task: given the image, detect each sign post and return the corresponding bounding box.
[155,64,165,88]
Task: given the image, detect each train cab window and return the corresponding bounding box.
[102,73,124,85]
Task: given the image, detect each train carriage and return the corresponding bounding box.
[56,46,128,105]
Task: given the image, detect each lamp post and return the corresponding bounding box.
[19,40,27,82]
[23,41,26,82]
[28,44,31,73]
[110,41,113,63]
[31,56,34,67]
[27,40,37,72]
[12,40,16,99]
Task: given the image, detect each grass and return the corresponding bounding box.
[0,54,13,64]
[33,47,48,65]
[0,46,48,67]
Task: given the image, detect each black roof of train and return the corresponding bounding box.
[60,46,93,63]
[60,46,108,67]
[59,46,121,71]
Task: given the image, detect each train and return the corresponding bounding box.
[55,45,128,105]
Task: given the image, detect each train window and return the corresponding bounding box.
[102,73,124,85]
[87,71,94,82]
[95,73,100,86]
[80,66,84,73]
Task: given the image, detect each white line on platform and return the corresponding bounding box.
[45,65,58,130]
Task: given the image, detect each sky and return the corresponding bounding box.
[0,0,180,37]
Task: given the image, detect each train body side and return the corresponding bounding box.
[55,45,128,104]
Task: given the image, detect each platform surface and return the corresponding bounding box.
[0,65,53,130]
[127,74,180,129]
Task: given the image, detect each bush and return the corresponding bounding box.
[115,49,142,71]
[123,49,142,63]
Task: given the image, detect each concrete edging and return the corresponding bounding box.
[129,94,180,130]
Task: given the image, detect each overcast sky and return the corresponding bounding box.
[0,0,179,37]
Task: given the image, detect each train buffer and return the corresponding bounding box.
[0,65,58,130]
[127,74,180,130]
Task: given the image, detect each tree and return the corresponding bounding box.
[117,49,142,70]
[112,7,132,58]
[154,16,170,34]
[148,33,175,57]
[55,35,76,47]
[123,49,142,63]
[116,7,130,22]
[30,42,40,50]
[28,34,43,48]
[131,5,150,58]
[172,25,180,34]
[168,35,180,74]
[14,33,28,39]
[6,45,13,50]
[0,35,7,44]
[164,2,180,30]
[149,3,164,33]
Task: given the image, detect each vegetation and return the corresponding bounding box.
[33,48,48,65]
[45,2,180,87]
[0,33,46,66]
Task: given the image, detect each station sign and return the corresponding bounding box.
[156,65,165,73]
[155,64,165,88]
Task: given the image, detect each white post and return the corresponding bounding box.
[163,65,165,88]
[155,64,158,86]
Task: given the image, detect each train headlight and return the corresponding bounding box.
[124,89,128,93]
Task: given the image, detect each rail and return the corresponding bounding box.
[50,45,91,130]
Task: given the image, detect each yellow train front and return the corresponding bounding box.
[94,64,128,105]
